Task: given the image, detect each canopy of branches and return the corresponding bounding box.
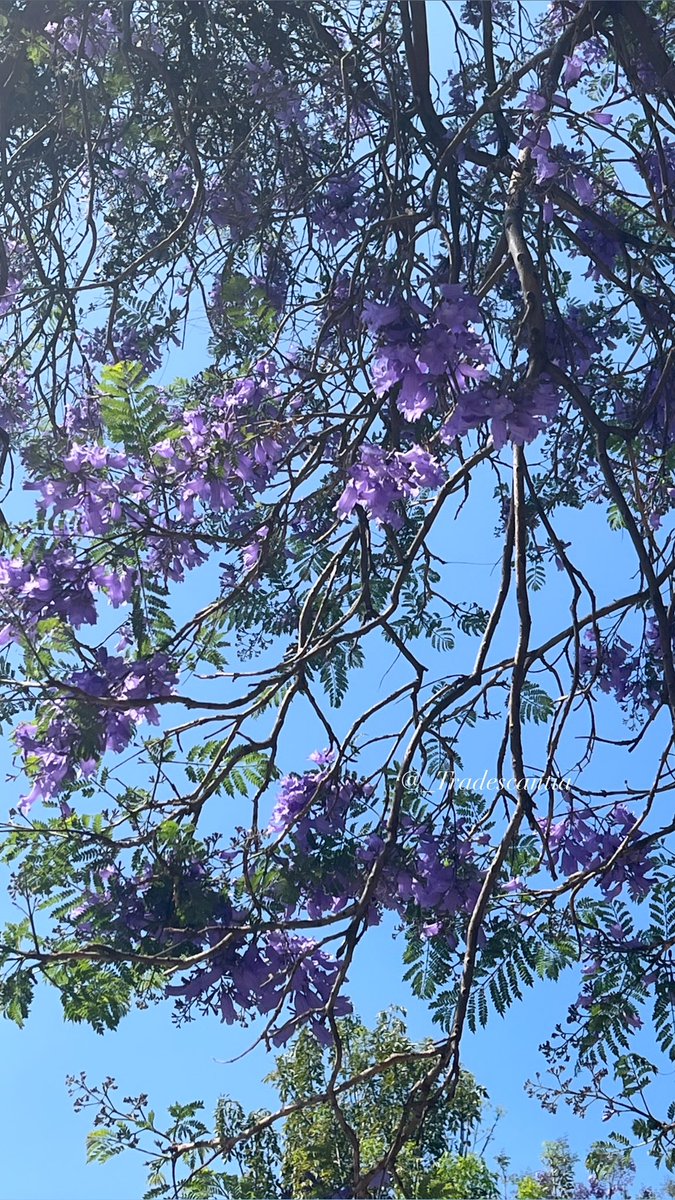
[3,0,675,1195]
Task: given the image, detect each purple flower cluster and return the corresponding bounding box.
[58,728,489,1043]
[615,360,675,448]
[358,813,483,932]
[70,849,351,1045]
[83,325,165,374]
[245,60,305,128]
[519,126,559,184]
[0,546,99,646]
[545,306,615,374]
[15,650,177,815]
[152,359,288,520]
[27,360,291,588]
[571,217,623,282]
[442,376,560,450]
[267,765,374,853]
[544,0,609,76]
[337,443,446,528]
[164,164,258,242]
[363,286,491,423]
[262,758,485,942]
[359,286,560,448]
[27,441,142,537]
[169,927,352,1046]
[165,164,193,208]
[205,171,258,242]
[45,8,119,58]
[579,627,662,712]
[249,250,289,313]
[643,137,675,197]
[45,8,163,60]
[70,856,225,948]
[543,801,655,899]
[312,173,368,247]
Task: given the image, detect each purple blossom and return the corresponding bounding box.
[579,626,663,713]
[205,172,257,241]
[82,325,164,374]
[520,126,559,183]
[573,174,596,205]
[0,546,98,644]
[563,56,584,88]
[91,566,136,607]
[542,800,655,899]
[45,9,119,58]
[358,813,483,927]
[166,923,352,1044]
[245,60,305,127]
[266,770,371,852]
[309,748,338,766]
[643,137,675,196]
[165,164,194,207]
[525,91,548,112]
[572,216,622,281]
[363,286,492,424]
[312,173,368,246]
[545,305,613,373]
[337,443,446,528]
[421,921,442,939]
[362,300,403,334]
[241,525,269,572]
[442,376,560,449]
[0,273,22,319]
[14,651,178,814]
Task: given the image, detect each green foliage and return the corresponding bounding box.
[519,681,555,725]
[268,1009,496,1198]
[210,270,279,362]
[649,880,675,1061]
[86,1127,126,1164]
[0,962,35,1027]
[607,502,627,531]
[541,1138,578,1200]
[428,919,555,1033]
[71,1011,498,1198]
[185,744,275,799]
[131,576,176,655]
[99,362,172,459]
[516,1176,548,1200]
[586,1135,635,1198]
[6,0,675,1189]
[420,1152,499,1199]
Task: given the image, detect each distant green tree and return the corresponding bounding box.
[516,1176,548,1200]
[514,1138,579,1200]
[269,1007,499,1199]
[585,1138,636,1200]
[421,1151,500,1199]
[540,1139,579,1200]
[515,1136,644,1200]
[71,1008,500,1198]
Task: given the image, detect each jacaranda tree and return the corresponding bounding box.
[3,0,675,1194]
